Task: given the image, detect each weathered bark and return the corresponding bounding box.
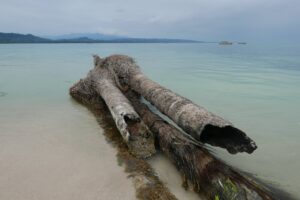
[125,91,275,200]
[96,54,257,154]
[69,56,289,200]
[70,56,156,158]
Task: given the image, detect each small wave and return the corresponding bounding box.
[0,64,13,67]
[0,91,8,97]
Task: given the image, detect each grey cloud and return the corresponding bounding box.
[0,0,299,42]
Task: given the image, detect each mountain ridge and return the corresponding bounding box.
[43,33,128,40]
[0,32,200,43]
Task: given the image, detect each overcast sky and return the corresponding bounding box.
[0,0,299,41]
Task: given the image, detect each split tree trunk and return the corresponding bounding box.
[95,54,257,154]
[69,55,281,200]
[70,56,156,158]
[125,91,275,200]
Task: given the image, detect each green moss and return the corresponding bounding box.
[117,156,123,166]
[225,178,238,193]
[219,178,240,200]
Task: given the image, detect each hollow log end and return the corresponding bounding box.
[200,125,257,154]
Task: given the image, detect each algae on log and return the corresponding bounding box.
[125,91,275,200]
[70,56,156,158]
[95,54,257,154]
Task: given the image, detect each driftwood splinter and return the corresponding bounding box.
[93,54,257,154]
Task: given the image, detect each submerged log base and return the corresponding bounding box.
[96,54,257,154]
[70,88,178,200]
[125,91,275,200]
[69,63,156,158]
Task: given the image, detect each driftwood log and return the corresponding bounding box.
[93,55,257,154]
[125,91,275,200]
[68,55,289,200]
[70,56,156,158]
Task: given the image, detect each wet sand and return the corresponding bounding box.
[0,98,201,200]
[148,155,200,200]
[0,102,135,200]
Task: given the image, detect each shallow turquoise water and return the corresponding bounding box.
[0,43,299,198]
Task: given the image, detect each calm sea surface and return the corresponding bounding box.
[0,43,299,199]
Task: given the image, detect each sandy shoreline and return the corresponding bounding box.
[0,98,202,200]
[0,103,135,200]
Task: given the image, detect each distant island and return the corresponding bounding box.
[219,41,233,45]
[0,32,201,43]
[219,41,247,45]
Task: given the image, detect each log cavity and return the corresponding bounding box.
[200,125,257,154]
[124,114,140,124]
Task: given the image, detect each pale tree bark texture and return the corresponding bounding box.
[95,55,257,154]
[70,56,156,158]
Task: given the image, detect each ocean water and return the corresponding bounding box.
[0,43,299,199]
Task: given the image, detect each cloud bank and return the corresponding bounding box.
[0,0,299,41]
